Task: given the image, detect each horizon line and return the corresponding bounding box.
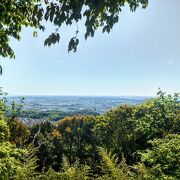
[7,94,154,98]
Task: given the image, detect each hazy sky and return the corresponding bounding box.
[0,0,180,96]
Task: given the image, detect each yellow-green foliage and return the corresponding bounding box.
[0,142,39,180]
[0,118,10,143]
[37,156,90,180]
[0,100,10,142]
[141,134,180,180]
[60,156,90,180]
[134,91,180,138]
[0,97,38,180]
[98,147,132,180]
[0,142,25,179]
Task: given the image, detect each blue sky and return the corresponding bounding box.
[0,0,180,96]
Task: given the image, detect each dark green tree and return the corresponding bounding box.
[94,105,137,164]
[29,121,63,171]
[57,115,96,165]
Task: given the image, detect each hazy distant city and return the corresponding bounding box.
[8,96,149,113]
[6,96,149,124]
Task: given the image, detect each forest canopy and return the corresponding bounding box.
[0,90,180,179]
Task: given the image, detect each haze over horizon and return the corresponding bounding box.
[1,0,180,96]
[7,94,152,97]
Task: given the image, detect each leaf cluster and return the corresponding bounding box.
[0,0,149,58]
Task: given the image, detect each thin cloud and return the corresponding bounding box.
[50,58,72,66]
[168,60,174,65]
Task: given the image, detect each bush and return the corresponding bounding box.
[141,134,180,179]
